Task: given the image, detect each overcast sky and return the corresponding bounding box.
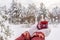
[0,0,60,9]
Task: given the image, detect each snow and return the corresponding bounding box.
[0,0,60,40]
[3,22,60,40]
[0,18,60,40]
[46,24,60,40]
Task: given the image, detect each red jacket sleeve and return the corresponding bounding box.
[15,31,31,40]
[15,34,25,40]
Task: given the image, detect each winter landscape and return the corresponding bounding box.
[0,0,60,40]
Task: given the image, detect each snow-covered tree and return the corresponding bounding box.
[27,3,36,16]
[37,3,48,22]
[0,6,12,40]
[52,6,60,23]
[8,0,24,24]
[40,3,48,19]
[26,3,36,24]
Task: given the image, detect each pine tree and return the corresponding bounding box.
[37,3,48,22]
[39,3,48,20]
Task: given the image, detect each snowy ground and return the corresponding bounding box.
[6,22,60,40]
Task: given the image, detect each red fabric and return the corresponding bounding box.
[15,31,30,40]
[37,21,48,30]
[15,34,25,40]
[15,32,45,40]
[33,32,45,37]
[31,37,44,40]
[31,32,45,40]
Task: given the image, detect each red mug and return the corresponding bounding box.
[37,21,48,30]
